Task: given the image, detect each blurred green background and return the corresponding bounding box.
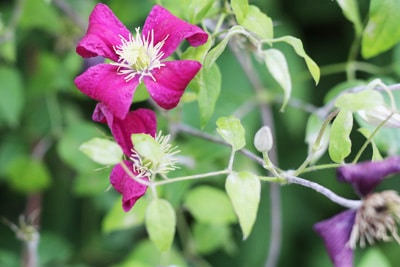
[1,0,400,266]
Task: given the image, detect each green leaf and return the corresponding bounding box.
[358,128,383,161]
[192,222,231,255]
[184,185,237,224]
[5,156,51,193]
[358,248,391,267]
[225,172,260,239]
[336,0,362,35]
[0,67,24,127]
[362,0,400,58]
[103,198,147,234]
[263,49,292,110]
[334,89,384,111]
[79,138,123,165]
[231,0,249,23]
[279,36,320,85]
[72,170,110,196]
[240,5,273,39]
[216,116,246,151]
[20,0,62,33]
[187,0,216,23]
[305,114,330,163]
[197,64,222,127]
[329,109,353,163]
[145,198,176,252]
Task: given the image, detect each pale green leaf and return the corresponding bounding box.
[263,49,292,110]
[362,0,400,58]
[198,64,221,127]
[79,138,123,165]
[0,67,24,127]
[329,109,353,163]
[187,0,215,23]
[216,116,246,151]
[334,89,384,111]
[231,0,249,23]
[131,133,162,165]
[103,198,147,234]
[192,222,231,255]
[184,186,237,224]
[336,0,362,34]
[145,199,176,252]
[358,128,383,161]
[358,248,391,267]
[305,114,330,163]
[279,36,320,84]
[240,5,273,39]
[225,172,260,239]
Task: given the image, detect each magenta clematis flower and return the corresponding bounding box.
[93,103,157,211]
[314,156,400,267]
[75,3,208,119]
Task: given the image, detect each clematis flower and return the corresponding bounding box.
[75,3,208,119]
[93,103,157,211]
[314,156,400,267]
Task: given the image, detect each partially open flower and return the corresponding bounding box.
[75,3,208,119]
[314,156,400,267]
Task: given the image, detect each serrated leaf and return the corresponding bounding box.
[240,5,273,39]
[184,186,237,224]
[0,67,24,127]
[5,156,51,193]
[329,109,353,163]
[231,0,249,23]
[216,116,246,151]
[198,64,221,127]
[336,0,362,35]
[103,198,147,234]
[225,172,260,239]
[80,138,123,165]
[279,36,320,85]
[145,199,176,252]
[334,89,384,111]
[263,49,292,110]
[362,0,400,58]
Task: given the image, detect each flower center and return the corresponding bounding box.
[113,28,167,82]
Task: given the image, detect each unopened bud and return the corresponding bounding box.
[357,106,400,128]
[254,126,273,153]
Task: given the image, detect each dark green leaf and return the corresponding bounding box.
[0,67,23,127]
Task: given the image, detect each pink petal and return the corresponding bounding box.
[110,161,148,212]
[337,156,400,196]
[93,104,157,155]
[144,60,201,109]
[314,210,356,267]
[75,64,139,120]
[76,3,130,62]
[143,5,208,59]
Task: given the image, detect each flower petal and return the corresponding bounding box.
[93,104,157,155]
[314,210,356,267]
[110,161,148,212]
[144,60,201,109]
[76,3,130,61]
[337,156,400,196]
[143,5,208,59]
[75,63,138,120]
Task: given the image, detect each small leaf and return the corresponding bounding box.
[197,64,221,128]
[362,0,400,58]
[279,36,320,85]
[5,156,51,193]
[263,49,292,110]
[336,0,362,35]
[231,0,249,23]
[145,199,176,252]
[103,198,147,234]
[334,90,384,111]
[184,185,237,224]
[0,67,24,127]
[240,5,273,39]
[329,109,353,163]
[216,116,246,151]
[225,172,260,239]
[79,138,123,165]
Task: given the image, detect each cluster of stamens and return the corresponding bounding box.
[348,190,400,249]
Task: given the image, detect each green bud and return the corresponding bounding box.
[253,126,273,153]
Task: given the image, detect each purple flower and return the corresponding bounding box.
[75,3,208,119]
[314,156,400,267]
[93,103,157,211]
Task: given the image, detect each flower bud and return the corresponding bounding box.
[254,126,273,153]
[357,106,400,128]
